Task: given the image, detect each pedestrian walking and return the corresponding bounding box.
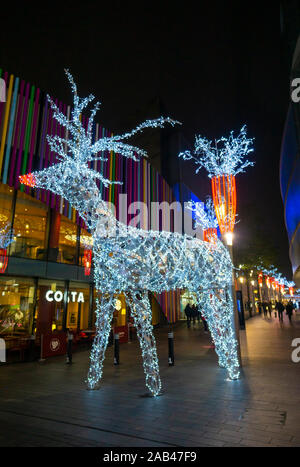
[262,301,268,317]
[66,328,73,364]
[191,304,197,326]
[275,301,285,322]
[195,304,201,324]
[185,303,192,328]
[286,300,294,323]
[199,308,208,333]
[268,301,273,318]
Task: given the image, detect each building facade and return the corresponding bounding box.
[0,68,181,360]
[280,35,300,287]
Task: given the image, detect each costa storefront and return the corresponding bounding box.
[0,68,181,361]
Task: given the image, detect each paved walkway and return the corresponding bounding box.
[0,311,300,447]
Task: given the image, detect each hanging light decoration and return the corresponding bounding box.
[83,249,92,276]
[211,174,236,235]
[287,281,295,296]
[258,272,263,287]
[179,125,254,246]
[0,249,8,274]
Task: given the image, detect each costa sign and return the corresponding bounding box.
[45,290,85,303]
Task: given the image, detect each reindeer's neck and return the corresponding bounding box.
[61,175,101,230]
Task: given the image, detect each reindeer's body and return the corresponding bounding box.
[20,72,240,396]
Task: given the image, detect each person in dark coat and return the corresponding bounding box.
[185,303,192,328]
[262,301,268,317]
[191,304,197,326]
[275,301,285,322]
[268,301,273,318]
[286,301,294,323]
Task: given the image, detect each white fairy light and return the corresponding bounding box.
[0,223,14,249]
[20,72,240,394]
[178,125,254,178]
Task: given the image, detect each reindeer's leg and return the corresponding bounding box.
[197,290,240,380]
[86,294,115,390]
[126,291,162,396]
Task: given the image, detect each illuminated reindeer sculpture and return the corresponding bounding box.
[20,72,240,396]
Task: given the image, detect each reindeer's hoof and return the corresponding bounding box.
[140,390,164,398]
[85,378,101,390]
[227,367,240,380]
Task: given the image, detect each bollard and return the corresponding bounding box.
[29,334,36,362]
[168,331,174,366]
[66,329,73,364]
[39,334,46,363]
[114,333,120,365]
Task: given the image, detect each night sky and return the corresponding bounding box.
[0,2,292,277]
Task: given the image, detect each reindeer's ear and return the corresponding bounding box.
[19,173,37,187]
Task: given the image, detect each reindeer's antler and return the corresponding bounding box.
[46,70,181,187]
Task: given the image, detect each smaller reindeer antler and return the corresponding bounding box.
[46,70,181,187]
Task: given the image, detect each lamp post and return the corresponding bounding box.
[179,125,255,368]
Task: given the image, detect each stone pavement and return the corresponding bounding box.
[0,311,300,447]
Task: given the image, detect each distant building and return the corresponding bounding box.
[280,5,300,286]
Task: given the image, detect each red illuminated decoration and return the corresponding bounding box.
[280,285,285,294]
[266,276,271,288]
[83,249,92,276]
[289,287,294,297]
[211,174,236,235]
[258,272,263,287]
[0,249,8,273]
[203,228,218,243]
[19,173,36,187]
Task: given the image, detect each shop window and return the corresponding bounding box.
[0,276,35,337]
[180,290,197,319]
[58,216,77,264]
[11,191,47,260]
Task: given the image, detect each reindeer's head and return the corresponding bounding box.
[20,70,180,225]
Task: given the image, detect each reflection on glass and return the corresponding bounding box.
[0,184,14,243]
[11,191,47,260]
[58,217,77,264]
[0,276,35,336]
